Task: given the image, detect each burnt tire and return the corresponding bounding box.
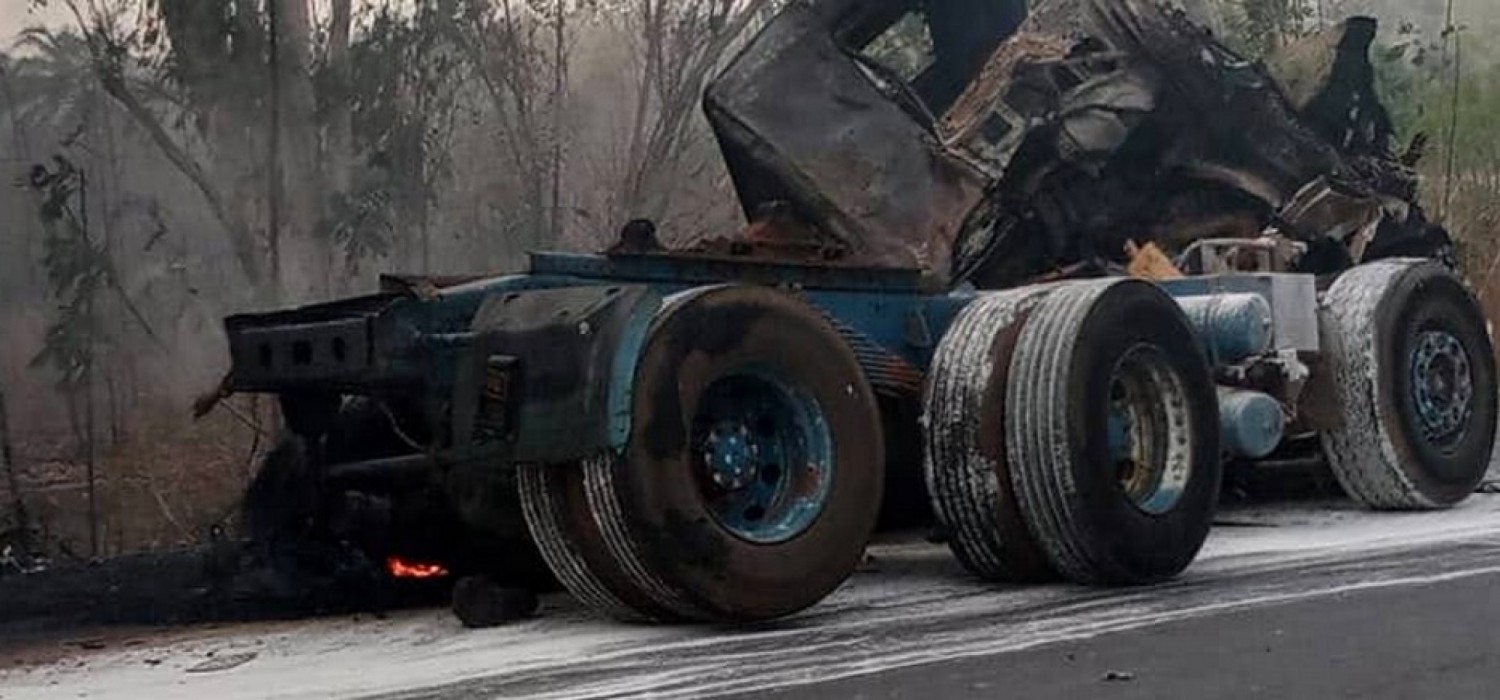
[1320,259,1497,510]
[923,285,1060,583]
[1007,279,1222,585]
[580,285,885,623]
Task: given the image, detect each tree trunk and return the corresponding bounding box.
[617,1,757,226]
[274,0,333,302]
[0,63,38,288]
[327,0,357,292]
[550,3,567,243]
[99,79,264,285]
[328,0,354,196]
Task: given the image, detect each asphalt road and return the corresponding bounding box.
[5,496,1500,700]
[752,554,1500,700]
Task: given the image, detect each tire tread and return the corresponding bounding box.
[924,286,1056,581]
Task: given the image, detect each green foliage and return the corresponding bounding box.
[859,11,936,82]
[1224,0,1315,58]
[322,2,467,271]
[1366,20,1500,174]
[327,182,395,267]
[1371,45,1429,142]
[24,152,165,396]
[1360,17,1500,274]
[7,29,103,133]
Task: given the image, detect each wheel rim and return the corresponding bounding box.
[1107,344,1194,516]
[1410,329,1475,449]
[692,370,834,544]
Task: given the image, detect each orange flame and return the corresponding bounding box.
[386,556,450,580]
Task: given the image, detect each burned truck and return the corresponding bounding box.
[216,0,1496,623]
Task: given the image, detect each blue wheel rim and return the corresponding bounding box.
[693,369,834,544]
[1410,329,1475,449]
[1108,344,1194,516]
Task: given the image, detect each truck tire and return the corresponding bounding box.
[516,462,681,622]
[581,285,885,622]
[1320,259,1497,509]
[1007,279,1222,585]
[924,285,1060,583]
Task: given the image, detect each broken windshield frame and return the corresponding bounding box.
[840,0,1030,120]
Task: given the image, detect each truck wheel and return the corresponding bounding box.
[582,285,885,622]
[1008,280,1222,585]
[516,462,681,622]
[924,286,1060,583]
[1320,260,1497,509]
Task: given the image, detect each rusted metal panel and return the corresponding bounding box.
[827,318,926,398]
[225,293,408,393]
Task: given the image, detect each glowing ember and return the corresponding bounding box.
[386,556,450,580]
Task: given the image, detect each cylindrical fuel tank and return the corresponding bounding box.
[1176,293,1274,364]
[1218,387,1286,460]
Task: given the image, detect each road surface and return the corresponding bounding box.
[751,551,1500,699]
[3,495,1500,700]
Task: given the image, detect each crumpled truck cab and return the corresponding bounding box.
[705,0,1452,289]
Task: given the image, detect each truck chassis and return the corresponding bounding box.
[224,249,1495,622]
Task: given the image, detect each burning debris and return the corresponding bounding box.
[386,557,450,580]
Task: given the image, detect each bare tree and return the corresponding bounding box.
[54,0,361,303]
[610,0,759,228]
[437,0,575,251]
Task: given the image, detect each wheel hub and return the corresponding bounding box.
[1411,330,1474,446]
[1108,345,1194,516]
[693,372,833,544]
[703,423,760,491]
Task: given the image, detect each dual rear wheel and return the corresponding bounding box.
[925,279,1223,586]
[927,261,1497,588]
[518,285,884,623]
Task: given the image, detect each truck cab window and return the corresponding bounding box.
[853,1,1030,118]
[858,11,937,84]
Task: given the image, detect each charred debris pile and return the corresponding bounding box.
[698,0,1448,289]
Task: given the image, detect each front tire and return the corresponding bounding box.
[1320,260,1497,509]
